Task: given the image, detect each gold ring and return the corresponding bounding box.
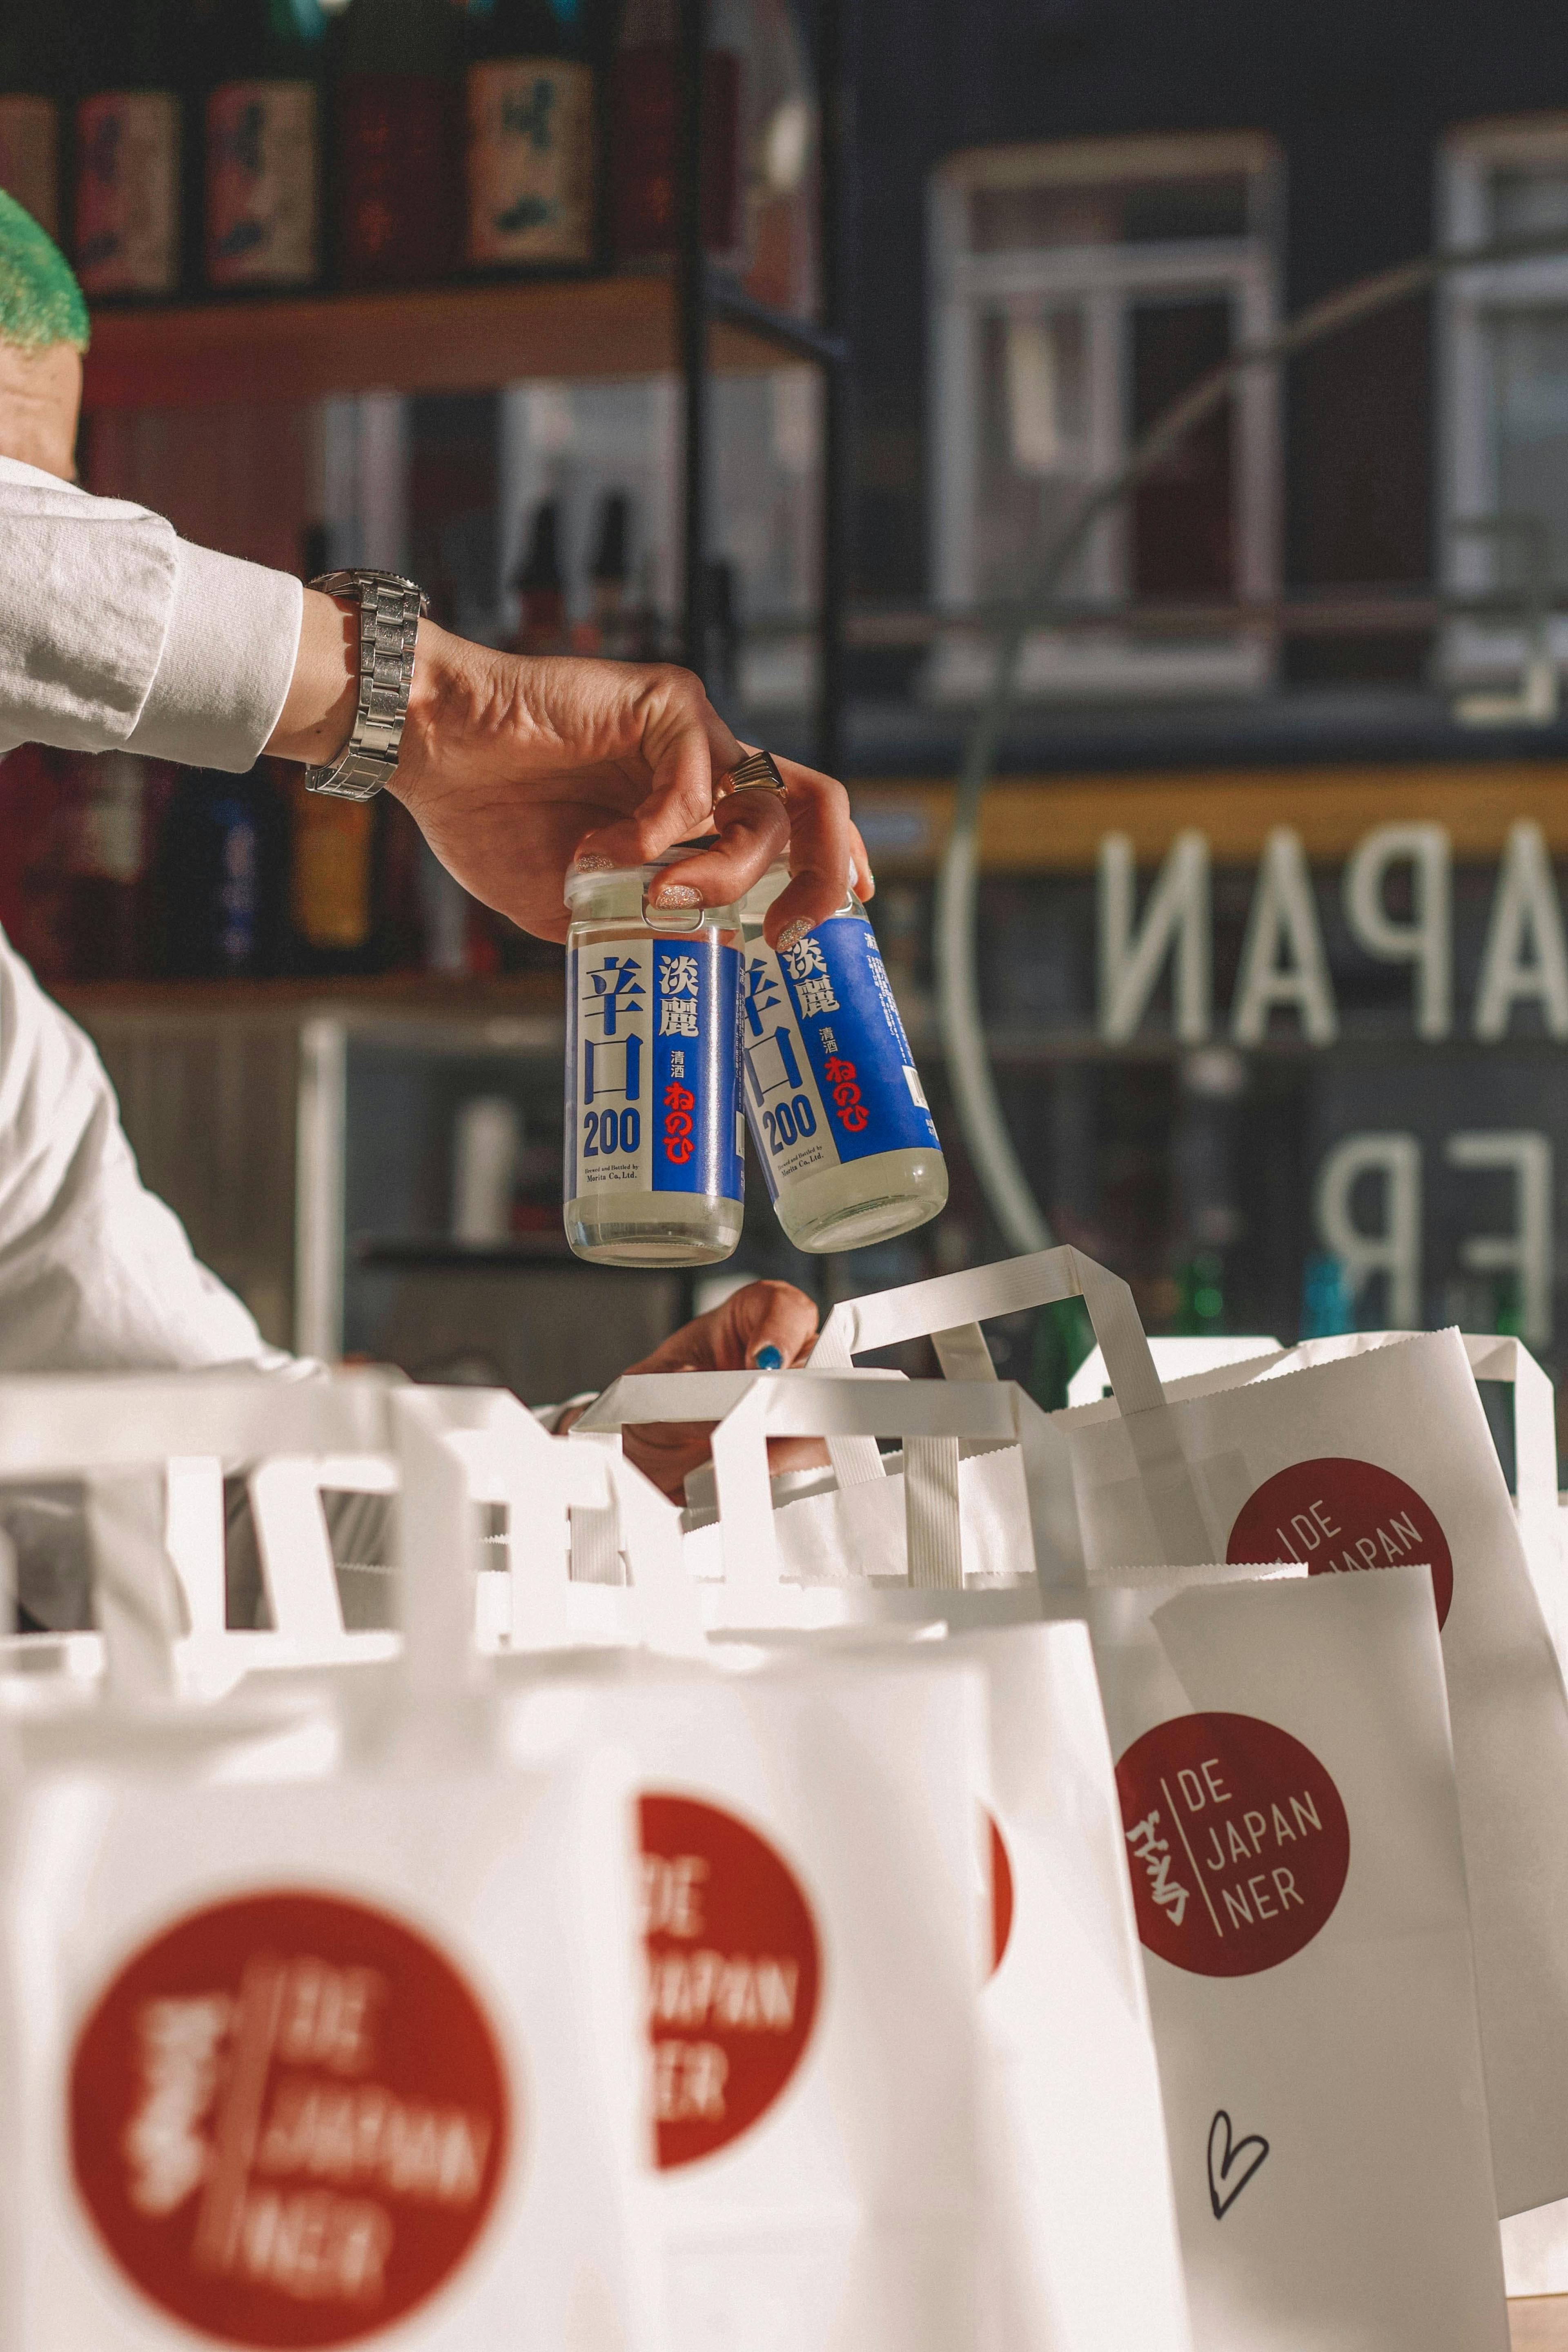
[722,749,787,795]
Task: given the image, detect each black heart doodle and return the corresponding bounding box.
[1207,2108,1269,2218]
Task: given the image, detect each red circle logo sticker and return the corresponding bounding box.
[1116,1713,1350,1977]
[1227,1457,1454,1630]
[639,1794,820,2169]
[982,1811,1015,1980]
[70,1891,510,2348]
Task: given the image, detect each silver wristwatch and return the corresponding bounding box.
[305,568,430,801]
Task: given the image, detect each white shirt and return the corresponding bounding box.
[0,461,592,1627]
[0,455,302,770]
[0,456,305,1376]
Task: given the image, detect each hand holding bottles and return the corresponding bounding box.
[268,600,869,949]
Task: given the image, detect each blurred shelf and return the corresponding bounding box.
[847,759,1568,876]
[56,973,566,1024]
[83,272,819,413]
[354,1236,572,1272]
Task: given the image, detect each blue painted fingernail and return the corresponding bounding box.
[754,1345,784,1372]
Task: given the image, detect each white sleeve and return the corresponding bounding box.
[0,456,303,773]
[0,921,287,1373]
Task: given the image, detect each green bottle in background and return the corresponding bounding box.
[337,0,461,288]
[199,0,333,292]
[75,0,189,300]
[463,0,597,271]
[1175,1248,1225,1338]
[0,7,65,236]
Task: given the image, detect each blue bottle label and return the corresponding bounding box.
[741,914,940,1199]
[566,934,744,1205]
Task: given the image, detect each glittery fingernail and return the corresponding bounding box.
[753,1345,784,1372]
[655,884,703,908]
[775,918,811,952]
[573,852,614,872]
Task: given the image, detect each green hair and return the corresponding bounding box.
[0,191,90,355]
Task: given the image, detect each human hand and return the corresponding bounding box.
[571,1279,826,1499]
[270,598,872,946]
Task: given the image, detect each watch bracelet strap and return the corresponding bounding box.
[305,570,429,801]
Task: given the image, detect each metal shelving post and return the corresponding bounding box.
[675,0,854,768]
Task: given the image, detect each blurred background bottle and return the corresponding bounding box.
[66,753,152,981]
[463,0,597,273]
[1174,1247,1226,1337]
[1299,1250,1355,1341]
[0,7,65,235]
[512,497,569,651]
[75,0,188,300]
[580,490,632,655]
[609,0,742,267]
[287,775,378,974]
[154,761,288,978]
[337,0,461,288]
[199,0,333,294]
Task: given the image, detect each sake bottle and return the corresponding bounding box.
[512,499,569,653]
[608,0,742,267]
[337,0,461,288]
[0,7,65,236]
[74,0,188,300]
[463,0,596,272]
[200,0,331,292]
[739,863,947,1252]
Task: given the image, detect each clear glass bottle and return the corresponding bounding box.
[564,852,744,1265]
[739,864,947,1252]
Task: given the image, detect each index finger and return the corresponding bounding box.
[760,758,862,947]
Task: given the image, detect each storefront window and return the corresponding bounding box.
[927,132,1281,703]
[1441,120,1568,695]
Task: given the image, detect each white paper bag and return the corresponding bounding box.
[1053,1562,1508,2352]
[0,1401,659,2352]
[940,1619,1192,2352]
[667,1378,1192,2352]
[505,1647,987,2352]
[1057,1324,1568,2215]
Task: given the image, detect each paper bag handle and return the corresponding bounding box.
[808,1247,1209,1564]
[391,1388,704,1668]
[710,1375,1023,1596]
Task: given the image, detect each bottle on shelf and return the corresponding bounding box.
[1174,1249,1226,1338]
[337,0,461,289]
[451,1094,521,1246]
[738,862,948,1253]
[1299,1250,1355,1341]
[704,556,739,707]
[608,0,742,268]
[0,10,65,236]
[197,0,334,294]
[463,0,597,273]
[74,0,189,301]
[153,761,288,978]
[286,773,379,974]
[737,0,817,314]
[65,752,151,981]
[579,490,633,657]
[512,498,569,653]
[0,744,74,986]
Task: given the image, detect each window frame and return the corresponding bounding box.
[1440,116,1568,686]
[927,131,1283,702]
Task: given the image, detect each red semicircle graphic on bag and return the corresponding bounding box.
[639,1793,821,2169]
[69,1889,511,2350]
[982,1810,1015,1979]
[1116,1712,1350,1978]
[1226,1457,1454,1630]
